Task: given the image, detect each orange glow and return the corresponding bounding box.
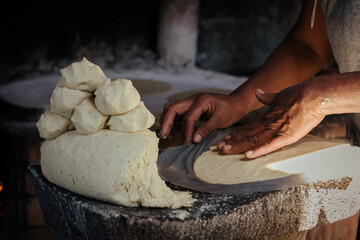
[0,181,3,192]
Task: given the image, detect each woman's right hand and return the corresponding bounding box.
[159,93,248,144]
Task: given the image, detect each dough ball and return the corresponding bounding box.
[36,109,71,140]
[57,57,107,91]
[71,98,109,134]
[107,101,155,133]
[50,87,92,118]
[94,78,141,115]
[40,129,194,208]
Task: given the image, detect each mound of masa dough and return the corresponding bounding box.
[37,58,194,208]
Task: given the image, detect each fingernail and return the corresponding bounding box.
[256,88,265,94]
[224,135,231,140]
[218,141,225,148]
[161,135,167,140]
[245,150,253,157]
[224,145,232,151]
[194,134,202,143]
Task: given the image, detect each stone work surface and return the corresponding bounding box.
[29,165,359,240]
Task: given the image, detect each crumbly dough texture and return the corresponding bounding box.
[107,101,155,133]
[41,130,194,208]
[71,98,109,134]
[36,109,71,140]
[50,87,92,118]
[94,78,141,115]
[37,58,194,208]
[57,57,107,91]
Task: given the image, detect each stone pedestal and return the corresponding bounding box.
[29,164,359,240]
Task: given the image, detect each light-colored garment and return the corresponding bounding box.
[321,0,360,145]
[321,0,360,73]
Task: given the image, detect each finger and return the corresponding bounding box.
[219,137,253,154]
[160,101,192,139]
[160,102,173,126]
[224,134,232,140]
[225,120,266,143]
[183,105,205,144]
[255,89,277,106]
[245,135,296,159]
[220,128,275,155]
[193,117,219,143]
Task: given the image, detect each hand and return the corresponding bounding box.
[217,85,325,158]
[160,93,246,144]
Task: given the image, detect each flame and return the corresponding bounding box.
[0,181,2,217]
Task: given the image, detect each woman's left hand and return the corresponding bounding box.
[217,84,326,158]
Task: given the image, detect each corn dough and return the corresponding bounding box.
[40,130,194,208]
[38,58,194,209]
[107,101,155,133]
[57,57,107,91]
[71,98,109,134]
[193,135,342,185]
[50,87,92,118]
[95,78,141,115]
[36,109,71,140]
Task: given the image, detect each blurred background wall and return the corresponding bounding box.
[0,0,303,82]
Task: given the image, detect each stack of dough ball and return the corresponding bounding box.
[37,58,106,140]
[37,58,194,209]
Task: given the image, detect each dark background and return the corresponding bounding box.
[0,0,302,80]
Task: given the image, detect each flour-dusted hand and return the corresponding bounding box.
[160,93,247,144]
[218,85,326,158]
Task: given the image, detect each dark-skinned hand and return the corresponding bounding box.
[217,85,325,158]
[160,93,247,144]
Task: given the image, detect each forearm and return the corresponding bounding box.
[307,72,360,115]
[230,0,332,113]
[230,34,329,112]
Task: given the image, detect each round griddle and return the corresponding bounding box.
[157,128,305,195]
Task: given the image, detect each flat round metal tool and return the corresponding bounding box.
[157,128,306,195]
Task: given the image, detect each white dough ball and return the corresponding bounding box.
[107,101,155,133]
[57,57,107,91]
[71,98,109,134]
[94,78,141,115]
[36,109,71,140]
[50,87,92,118]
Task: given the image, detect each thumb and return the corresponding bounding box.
[193,119,218,143]
[255,89,277,106]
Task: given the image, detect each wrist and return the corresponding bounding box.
[229,85,264,113]
[301,74,346,117]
